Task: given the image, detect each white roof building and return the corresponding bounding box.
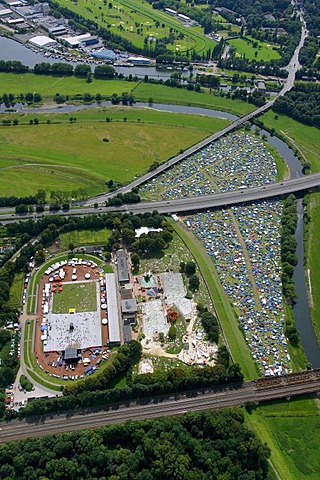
[29,35,57,48]
[105,273,121,344]
[0,8,12,16]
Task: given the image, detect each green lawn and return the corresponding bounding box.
[5,272,24,309]
[0,106,229,197]
[245,396,320,480]
[305,192,320,343]
[52,281,97,313]
[261,111,320,171]
[228,37,280,62]
[59,229,112,249]
[168,218,258,381]
[0,73,135,97]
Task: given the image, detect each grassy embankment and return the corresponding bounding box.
[54,0,215,55]
[245,396,320,480]
[5,272,24,309]
[0,106,231,197]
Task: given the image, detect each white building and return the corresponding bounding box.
[29,35,57,48]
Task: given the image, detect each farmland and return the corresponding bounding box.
[246,396,320,480]
[53,0,216,55]
[0,107,229,197]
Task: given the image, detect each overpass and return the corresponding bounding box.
[1,173,319,224]
[0,372,319,444]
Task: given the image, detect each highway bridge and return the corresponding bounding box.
[1,173,319,224]
[0,369,319,444]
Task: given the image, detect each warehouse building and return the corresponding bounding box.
[105,273,121,345]
[29,35,57,48]
[116,250,129,284]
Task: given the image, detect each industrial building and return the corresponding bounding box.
[105,274,121,345]
[28,35,57,48]
[91,49,116,61]
[116,250,129,284]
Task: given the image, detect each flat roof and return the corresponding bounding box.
[64,347,78,360]
[105,273,121,344]
[0,8,12,15]
[116,250,129,283]
[121,298,137,313]
[29,35,57,47]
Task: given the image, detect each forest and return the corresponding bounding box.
[0,409,271,480]
[273,83,320,127]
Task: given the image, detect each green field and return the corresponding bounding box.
[0,73,134,97]
[54,0,215,55]
[246,396,320,480]
[261,111,320,170]
[59,229,112,249]
[52,281,97,313]
[228,37,280,61]
[5,272,24,309]
[0,106,230,197]
[306,192,320,343]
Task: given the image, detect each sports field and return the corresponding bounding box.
[52,281,97,313]
[54,0,215,55]
[246,396,320,480]
[228,37,280,61]
[0,107,230,197]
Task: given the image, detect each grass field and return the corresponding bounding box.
[245,396,320,480]
[0,106,229,197]
[53,0,215,55]
[305,192,320,343]
[261,111,320,171]
[227,37,280,62]
[59,229,112,249]
[52,281,97,313]
[5,272,24,309]
[0,73,134,97]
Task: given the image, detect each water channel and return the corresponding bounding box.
[1,34,319,365]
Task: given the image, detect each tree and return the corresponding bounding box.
[185,261,196,276]
[168,324,177,341]
[68,242,75,253]
[189,274,199,291]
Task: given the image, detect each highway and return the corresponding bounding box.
[1,173,319,223]
[0,377,319,443]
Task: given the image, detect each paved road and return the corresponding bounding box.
[0,379,319,443]
[1,173,319,223]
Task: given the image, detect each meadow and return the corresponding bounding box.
[0,72,255,116]
[227,36,280,62]
[246,396,320,480]
[59,229,112,249]
[0,107,229,196]
[54,0,216,55]
[305,192,320,343]
[261,111,320,170]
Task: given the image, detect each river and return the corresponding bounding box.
[0,35,187,80]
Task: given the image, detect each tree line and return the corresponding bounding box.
[273,82,320,127]
[0,408,271,479]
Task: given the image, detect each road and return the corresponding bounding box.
[0,378,319,443]
[1,173,319,223]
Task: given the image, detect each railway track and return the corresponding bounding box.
[0,372,319,444]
